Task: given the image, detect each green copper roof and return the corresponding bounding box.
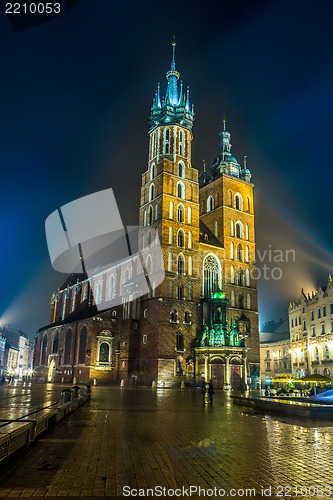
[211,289,226,300]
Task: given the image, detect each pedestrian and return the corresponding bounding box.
[201,378,206,405]
[208,380,214,405]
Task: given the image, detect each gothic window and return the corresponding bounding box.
[178,161,185,177]
[177,204,184,223]
[188,231,192,249]
[177,285,184,299]
[150,163,156,180]
[95,281,102,305]
[207,196,214,212]
[184,311,191,324]
[203,254,221,296]
[64,329,72,365]
[169,201,174,219]
[155,203,158,220]
[71,293,75,312]
[239,295,244,309]
[237,244,243,262]
[235,222,243,239]
[169,226,173,245]
[177,181,185,199]
[148,205,154,225]
[176,331,184,351]
[235,193,243,211]
[145,255,152,275]
[245,269,250,287]
[230,265,235,284]
[230,242,234,260]
[62,296,66,320]
[247,293,251,310]
[188,284,193,300]
[149,183,155,201]
[164,128,170,154]
[231,290,235,307]
[107,275,115,300]
[245,224,249,240]
[147,230,152,246]
[78,326,87,364]
[98,342,110,363]
[245,246,250,262]
[188,256,193,276]
[188,206,192,224]
[40,334,48,365]
[143,209,147,226]
[170,309,178,322]
[168,252,173,272]
[177,254,185,274]
[237,269,244,286]
[177,229,185,247]
[325,345,330,359]
[52,330,59,354]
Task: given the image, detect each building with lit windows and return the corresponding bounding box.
[259,319,291,385]
[289,276,333,378]
[33,43,260,388]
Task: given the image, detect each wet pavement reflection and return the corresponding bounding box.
[0,385,332,497]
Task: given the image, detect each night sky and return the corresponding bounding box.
[1,0,333,338]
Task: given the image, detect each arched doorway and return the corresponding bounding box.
[210,357,225,388]
[230,358,242,390]
[48,359,56,382]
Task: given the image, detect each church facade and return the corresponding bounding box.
[33,43,260,389]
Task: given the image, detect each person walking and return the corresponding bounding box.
[201,378,206,405]
[208,380,214,405]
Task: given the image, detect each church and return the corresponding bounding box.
[33,43,260,389]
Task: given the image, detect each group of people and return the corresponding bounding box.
[201,379,214,405]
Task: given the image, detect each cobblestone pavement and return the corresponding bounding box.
[0,386,332,498]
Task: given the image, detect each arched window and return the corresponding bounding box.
[40,334,48,365]
[245,269,250,287]
[149,183,155,201]
[235,193,243,211]
[188,230,192,249]
[179,132,185,157]
[247,197,251,212]
[78,326,87,364]
[230,266,235,284]
[188,256,193,276]
[245,224,249,240]
[207,196,214,212]
[188,284,193,300]
[98,342,110,363]
[123,268,130,285]
[168,252,173,271]
[176,331,184,351]
[95,281,102,305]
[177,229,185,247]
[245,246,250,262]
[169,226,173,245]
[143,209,147,226]
[231,290,235,307]
[107,275,115,300]
[177,204,184,223]
[52,330,59,354]
[235,222,243,239]
[170,309,178,322]
[155,202,158,220]
[62,296,66,320]
[230,242,234,260]
[237,269,244,286]
[177,285,184,299]
[145,255,152,275]
[147,230,152,246]
[247,294,251,310]
[231,221,234,237]
[203,254,221,296]
[178,254,185,274]
[150,163,156,180]
[71,293,76,312]
[178,161,185,177]
[169,201,174,219]
[164,128,170,154]
[188,206,192,224]
[239,295,244,309]
[177,181,185,199]
[148,205,154,225]
[237,244,243,262]
[64,329,72,365]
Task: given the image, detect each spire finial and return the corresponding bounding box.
[203,159,206,172]
[223,114,226,131]
[244,155,247,169]
[171,35,176,70]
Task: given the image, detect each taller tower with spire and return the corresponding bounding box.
[138,41,200,381]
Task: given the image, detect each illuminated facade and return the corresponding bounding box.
[289,276,333,378]
[34,44,260,388]
[259,319,291,385]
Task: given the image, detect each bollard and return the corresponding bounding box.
[72,385,80,398]
[151,380,157,389]
[93,378,97,386]
[60,388,72,404]
[181,381,185,389]
[120,379,125,387]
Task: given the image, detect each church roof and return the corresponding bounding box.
[199,221,224,248]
